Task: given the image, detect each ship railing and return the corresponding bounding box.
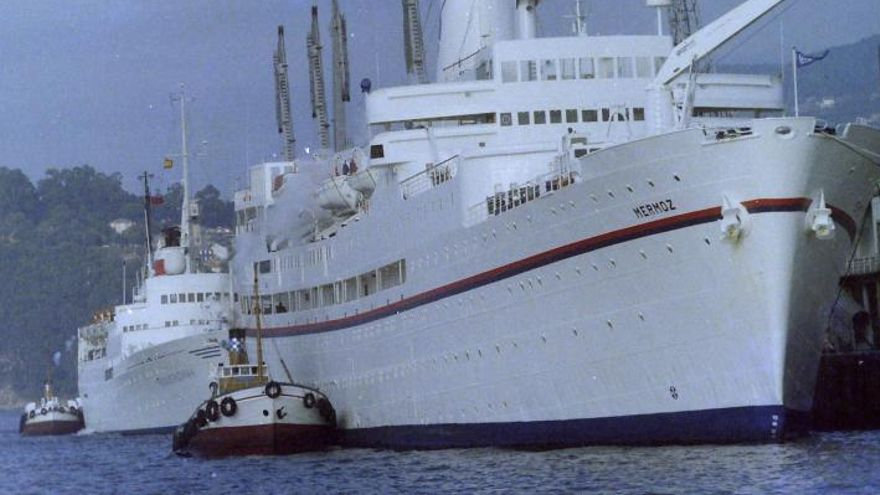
[464,168,579,227]
[846,256,880,277]
[400,155,459,200]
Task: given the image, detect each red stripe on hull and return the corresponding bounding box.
[21,419,84,436]
[187,423,335,457]
[252,196,856,338]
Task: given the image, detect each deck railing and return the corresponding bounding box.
[400,155,459,199]
[846,256,880,277]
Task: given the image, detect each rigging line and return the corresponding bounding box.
[712,0,801,65]
[825,184,879,333]
[456,0,477,61]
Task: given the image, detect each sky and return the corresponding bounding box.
[0,0,877,197]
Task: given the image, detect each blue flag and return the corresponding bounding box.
[796,49,830,68]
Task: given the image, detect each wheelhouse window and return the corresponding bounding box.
[582,109,598,122]
[500,112,513,127]
[578,57,595,79]
[566,109,578,123]
[549,110,562,124]
[533,111,547,125]
[541,59,557,81]
[560,58,576,80]
[636,57,653,78]
[617,57,634,78]
[517,111,530,125]
[597,57,615,79]
[520,60,537,81]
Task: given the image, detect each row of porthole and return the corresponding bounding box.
[588,174,683,203]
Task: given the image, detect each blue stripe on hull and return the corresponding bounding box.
[338,406,810,450]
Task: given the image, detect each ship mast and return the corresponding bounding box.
[274,26,296,164]
[402,0,428,84]
[307,2,331,153]
[139,171,154,266]
[252,269,265,382]
[331,0,350,151]
[173,86,193,274]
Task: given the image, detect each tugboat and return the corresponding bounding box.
[20,376,84,436]
[172,274,336,457]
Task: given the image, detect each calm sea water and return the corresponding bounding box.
[3,410,880,494]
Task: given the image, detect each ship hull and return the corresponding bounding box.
[233,119,880,449]
[78,329,226,434]
[176,384,336,457]
[20,412,84,436]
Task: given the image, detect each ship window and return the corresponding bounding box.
[169,294,178,304]
[533,111,547,125]
[597,57,615,78]
[601,108,611,121]
[560,58,576,80]
[173,320,179,326]
[344,278,358,302]
[500,112,513,127]
[215,292,221,300]
[298,289,311,310]
[178,293,185,303]
[632,107,646,121]
[379,262,401,290]
[197,293,204,302]
[359,271,378,297]
[617,57,634,78]
[161,295,168,304]
[321,284,336,306]
[370,144,385,159]
[257,260,271,274]
[501,61,518,82]
[274,292,289,314]
[165,321,170,327]
[582,109,598,122]
[520,60,537,81]
[517,111,530,125]
[578,57,595,79]
[549,110,562,124]
[188,293,195,303]
[541,59,557,81]
[636,57,653,78]
[566,109,578,123]
[261,296,272,315]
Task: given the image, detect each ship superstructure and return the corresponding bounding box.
[77,92,232,434]
[228,0,878,448]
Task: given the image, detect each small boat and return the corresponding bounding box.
[20,378,84,436]
[172,274,336,457]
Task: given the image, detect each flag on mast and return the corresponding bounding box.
[795,49,830,68]
[792,47,830,117]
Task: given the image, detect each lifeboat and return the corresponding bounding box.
[315,176,359,212]
[346,168,377,195]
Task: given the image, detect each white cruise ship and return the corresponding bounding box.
[77,94,232,434]
[238,0,878,449]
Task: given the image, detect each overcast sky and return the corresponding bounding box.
[0,0,877,196]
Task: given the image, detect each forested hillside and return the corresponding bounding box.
[0,165,232,406]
